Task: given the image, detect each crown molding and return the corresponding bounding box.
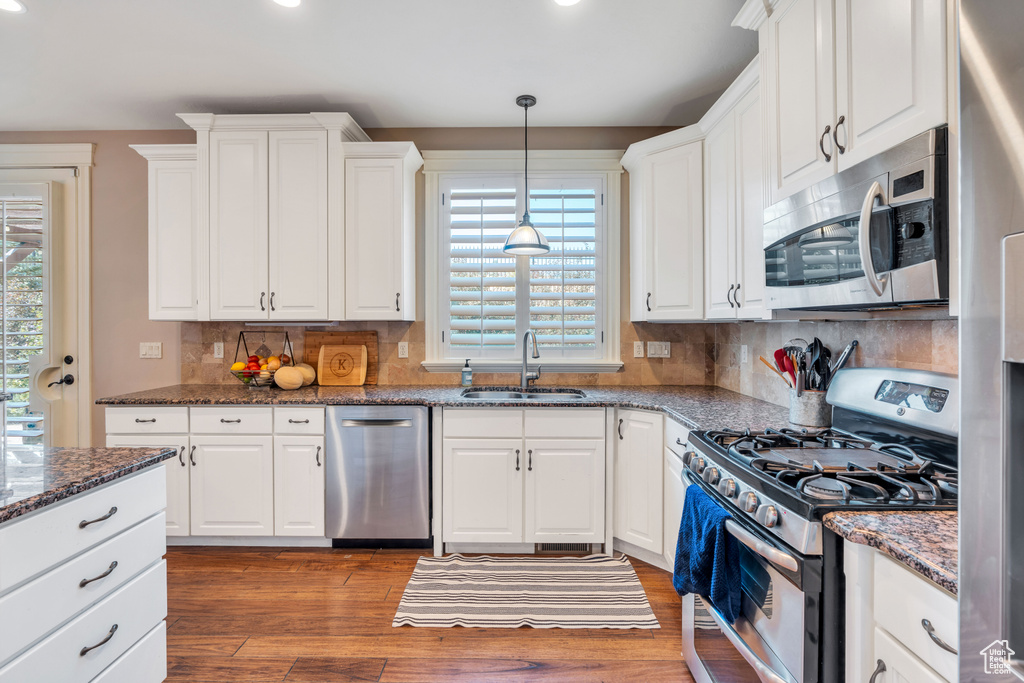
[129,144,197,161]
[733,0,778,30]
[698,56,760,133]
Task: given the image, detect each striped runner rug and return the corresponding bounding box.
[392,553,660,629]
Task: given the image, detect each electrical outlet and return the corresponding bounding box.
[647,341,670,358]
[741,345,749,364]
[213,342,224,359]
[398,342,409,359]
[139,342,162,359]
[633,341,644,358]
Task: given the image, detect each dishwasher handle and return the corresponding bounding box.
[340,419,414,428]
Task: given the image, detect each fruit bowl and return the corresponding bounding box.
[228,331,296,389]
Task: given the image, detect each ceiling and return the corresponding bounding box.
[0,0,758,131]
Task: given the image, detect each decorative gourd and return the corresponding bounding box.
[295,363,316,386]
[274,366,304,390]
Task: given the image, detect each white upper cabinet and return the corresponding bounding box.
[130,145,200,321]
[622,132,705,322]
[704,112,739,319]
[833,0,946,169]
[735,87,767,318]
[344,143,422,321]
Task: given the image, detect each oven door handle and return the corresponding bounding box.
[858,180,889,297]
[705,599,798,683]
[682,470,799,573]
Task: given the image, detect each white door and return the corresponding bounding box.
[345,157,406,320]
[765,0,837,204]
[209,130,269,320]
[190,435,274,535]
[735,87,768,319]
[834,0,946,169]
[273,435,325,536]
[524,439,604,543]
[268,130,329,320]
[0,172,81,450]
[644,142,704,321]
[614,410,664,554]
[145,155,198,321]
[442,439,523,544]
[703,112,738,320]
[106,434,190,536]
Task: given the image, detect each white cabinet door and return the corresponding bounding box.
[524,440,605,543]
[273,435,325,536]
[345,157,410,321]
[189,435,274,535]
[765,0,837,205]
[873,628,947,683]
[663,448,686,568]
[105,434,190,536]
[146,156,198,321]
[734,87,767,319]
[268,130,329,320]
[704,110,738,320]
[442,439,523,544]
[643,142,704,321]
[614,410,664,554]
[834,0,946,170]
[209,130,270,320]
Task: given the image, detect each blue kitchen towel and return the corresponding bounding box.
[673,483,742,624]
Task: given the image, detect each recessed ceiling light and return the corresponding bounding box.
[0,0,26,13]
[272,0,300,7]
[554,0,581,5]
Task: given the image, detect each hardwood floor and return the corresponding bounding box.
[165,547,695,682]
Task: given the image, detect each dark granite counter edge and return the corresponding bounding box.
[823,514,958,595]
[0,447,177,525]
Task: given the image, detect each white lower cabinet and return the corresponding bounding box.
[525,440,605,542]
[190,435,275,535]
[106,434,190,536]
[873,628,946,683]
[274,435,326,536]
[614,409,664,554]
[442,438,524,544]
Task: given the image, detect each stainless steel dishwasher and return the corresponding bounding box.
[325,405,430,545]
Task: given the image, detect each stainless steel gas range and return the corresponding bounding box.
[680,367,958,683]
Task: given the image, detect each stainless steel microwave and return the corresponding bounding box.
[763,127,949,311]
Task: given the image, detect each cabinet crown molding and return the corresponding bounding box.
[344,141,424,170]
[697,56,760,134]
[732,0,779,31]
[177,112,369,142]
[619,125,704,172]
[130,144,197,161]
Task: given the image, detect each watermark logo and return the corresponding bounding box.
[980,640,1016,675]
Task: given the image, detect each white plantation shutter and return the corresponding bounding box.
[440,176,605,361]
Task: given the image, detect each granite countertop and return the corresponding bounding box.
[824,510,958,594]
[96,384,793,432]
[0,446,176,524]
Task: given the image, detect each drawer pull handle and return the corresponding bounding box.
[178,445,186,467]
[288,418,310,424]
[868,659,885,683]
[921,618,958,654]
[189,445,197,466]
[134,418,156,423]
[79,506,118,529]
[316,446,322,467]
[220,418,242,424]
[80,624,118,657]
[79,561,118,588]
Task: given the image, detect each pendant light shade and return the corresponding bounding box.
[504,95,550,255]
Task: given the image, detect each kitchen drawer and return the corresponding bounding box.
[190,406,274,434]
[0,467,166,593]
[873,626,947,683]
[0,512,165,665]
[873,553,958,681]
[443,408,523,439]
[105,406,188,434]
[0,560,166,683]
[274,406,325,434]
[525,408,605,439]
[665,418,690,456]
[90,622,166,683]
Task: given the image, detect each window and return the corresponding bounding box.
[424,151,622,372]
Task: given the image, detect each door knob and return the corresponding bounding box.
[48,374,75,388]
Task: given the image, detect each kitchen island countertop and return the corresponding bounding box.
[823,510,958,594]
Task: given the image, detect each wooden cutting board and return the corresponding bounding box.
[317,345,368,386]
[303,331,378,385]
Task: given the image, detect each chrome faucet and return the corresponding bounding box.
[521,330,541,390]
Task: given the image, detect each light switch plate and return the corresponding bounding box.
[139,342,162,359]
[633,341,644,358]
[647,341,670,358]
[398,342,409,359]
[213,342,224,359]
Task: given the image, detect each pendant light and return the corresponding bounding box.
[503,95,550,255]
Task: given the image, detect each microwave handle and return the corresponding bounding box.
[858,181,889,297]
[705,598,797,683]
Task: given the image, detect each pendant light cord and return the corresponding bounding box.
[523,103,529,215]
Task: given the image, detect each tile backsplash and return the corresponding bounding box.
[181,318,957,408]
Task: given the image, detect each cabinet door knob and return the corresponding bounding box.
[396,293,401,312]
[618,418,624,440]
[734,283,741,308]
[819,125,833,162]
[868,659,886,683]
[260,292,266,311]
[727,284,735,308]
[515,449,520,472]
[270,292,276,311]
[833,115,847,154]
[178,446,186,467]
[316,446,322,467]
[189,445,197,466]
[646,292,652,312]
[528,449,533,472]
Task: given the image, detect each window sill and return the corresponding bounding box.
[421,360,625,374]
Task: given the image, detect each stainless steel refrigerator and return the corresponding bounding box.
[960,2,1024,680]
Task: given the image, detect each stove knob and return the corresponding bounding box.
[702,466,720,486]
[718,478,738,499]
[689,456,707,475]
[683,451,695,467]
[742,492,759,513]
[756,504,779,529]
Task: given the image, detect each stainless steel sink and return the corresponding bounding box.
[461,389,586,401]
